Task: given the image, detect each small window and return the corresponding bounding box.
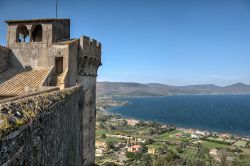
[16,25,29,43]
[32,24,43,42]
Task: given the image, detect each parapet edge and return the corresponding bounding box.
[0,45,10,50]
[0,86,82,138]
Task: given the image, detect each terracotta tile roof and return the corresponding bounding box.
[131,145,142,149]
[0,68,49,97]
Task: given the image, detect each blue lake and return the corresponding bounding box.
[108,95,250,136]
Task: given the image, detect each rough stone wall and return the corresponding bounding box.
[79,76,97,165]
[78,36,102,165]
[7,42,72,68]
[52,20,70,43]
[0,46,11,72]
[0,87,84,165]
[9,43,52,67]
[68,39,79,86]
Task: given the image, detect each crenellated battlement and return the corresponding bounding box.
[80,36,101,59]
[81,36,102,49]
[78,36,102,77]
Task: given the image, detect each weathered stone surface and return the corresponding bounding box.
[79,76,97,165]
[79,36,102,77]
[0,46,11,73]
[0,87,83,165]
[78,35,101,165]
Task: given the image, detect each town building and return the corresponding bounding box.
[128,145,143,153]
[148,148,156,155]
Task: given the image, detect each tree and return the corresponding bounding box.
[107,124,115,130]
[101,133,106,138]
[98,122,105,129]
[138,121,146,127]
[126,151,143,161]
[120,119,127,126]
[106,140,115,150]
[140,154,153,166]
[153,155,168,166]
[176,146,184,153]
[192,160,206,166]
[166,150,175,162]
[97,115,109,122]
[246,141,250,148]
[162,144,168,154]
[196,143,207,159]
[157,147,165,154]
[102,162,119,166]
[219,148,229,166]
[148,128,155,135]
[181,139,189,149]
[144,138,154,145]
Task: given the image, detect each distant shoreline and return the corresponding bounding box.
[108,109,250,139]
[104,103,250,139]
[112,93,250,99]
[111,111,250,138]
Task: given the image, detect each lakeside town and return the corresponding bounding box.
[95,96,250,166]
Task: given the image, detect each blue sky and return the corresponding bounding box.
[1,0,250,86]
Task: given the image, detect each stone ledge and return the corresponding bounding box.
[5,18,70,24]
[0,86,81,137]
[0,45,9,50]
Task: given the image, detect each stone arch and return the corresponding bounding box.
[32,24,43,42]
[16,25,29,43]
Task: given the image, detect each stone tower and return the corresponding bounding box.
[79,36,102,164]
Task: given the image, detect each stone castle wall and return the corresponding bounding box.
[0,46,11,73]
[79,76,97,164]
[0,87,84,165]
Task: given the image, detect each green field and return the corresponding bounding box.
[201,140,230,149]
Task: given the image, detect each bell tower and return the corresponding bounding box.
[6,18,70,46]
[5,19,70,68]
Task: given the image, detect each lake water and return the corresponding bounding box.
[108,95,250,136]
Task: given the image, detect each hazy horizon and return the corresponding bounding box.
[1,0,250,86]
[97,80,250,87]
